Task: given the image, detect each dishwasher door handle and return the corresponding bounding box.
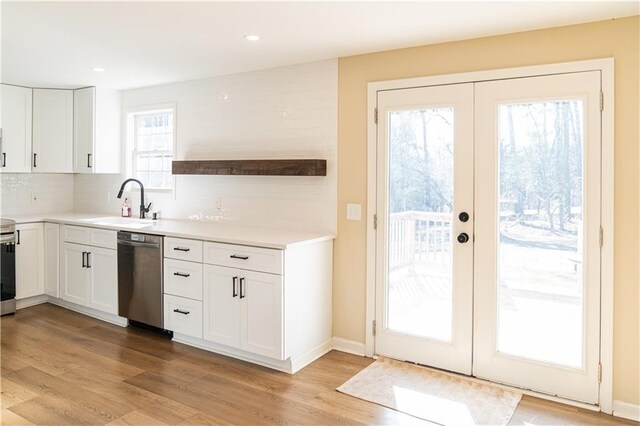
[117,240,161,249]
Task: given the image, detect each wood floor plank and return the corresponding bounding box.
[5,367,133,423]
[2,304,637,426]
[0,378,39,408]
[1,406,35,425]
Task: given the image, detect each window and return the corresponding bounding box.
[130,109,174,190]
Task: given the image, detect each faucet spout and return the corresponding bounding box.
[117,178,151,219]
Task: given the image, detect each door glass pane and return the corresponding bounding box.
[387,107,454,342]
[497,100,584,368]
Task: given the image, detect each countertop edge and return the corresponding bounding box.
[10,214,336,250]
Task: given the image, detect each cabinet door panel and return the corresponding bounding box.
[73,87,95,173]
[240,271,284,360]
[44,223,60,297]
[32,89,73,173]
[15,224,44,299]
[87,247,117,314]
[61,242,88,305]
[0,84,32,173]
[203,265,240,348]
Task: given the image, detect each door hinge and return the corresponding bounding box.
[600,91,604,112]
[373,214,378,230]
[598,362,602,383]
[374,108,378,124]
[372,320,377,336]
[599,226,603,247]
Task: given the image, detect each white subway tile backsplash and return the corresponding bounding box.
[73,60,337,233]
[0,173,74,217]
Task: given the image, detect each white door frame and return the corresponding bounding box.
[365,58,614,413]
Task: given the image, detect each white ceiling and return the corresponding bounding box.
[2,1,638,90]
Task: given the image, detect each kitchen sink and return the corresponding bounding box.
[79,217,156,229]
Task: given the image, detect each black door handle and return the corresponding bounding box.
[82,251,86,267]
[232,276,238,297]
[239,277,246,299]
[457,233,470,244]
[33,153,37,168]
[2,153,6,167]
[459,212,469,222]
[86,252,91,268]
[16,230,20,245]
[87,153,92,168]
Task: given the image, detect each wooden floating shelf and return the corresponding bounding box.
[172,159,327,176]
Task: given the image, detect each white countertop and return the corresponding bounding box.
[9,213,335,250]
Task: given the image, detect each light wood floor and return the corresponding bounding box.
[1,304,636,425]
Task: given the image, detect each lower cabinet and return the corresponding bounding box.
[15,223,44,300]
[61,241,117,314]
[203,264,284,360]
[164,294,203,339]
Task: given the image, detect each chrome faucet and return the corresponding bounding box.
[117,178,152,219]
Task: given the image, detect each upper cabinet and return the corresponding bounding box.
[74,87,121,174]
[0,84,33,173]
[32,89,74,173]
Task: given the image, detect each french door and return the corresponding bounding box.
[375,71,602,403]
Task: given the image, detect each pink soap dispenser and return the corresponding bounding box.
[121,198,132,217]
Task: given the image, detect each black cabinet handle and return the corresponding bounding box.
[174,247,190,252]
[232,276,238,297]
[173,272,190,278]
[87,153,92,168]
[82,251,86,267]
[33,153,37,168]
[239,277,246,299]
[230,254,249,260]
[16,230,20,245]
[173,309,190,315]
[86,252,92,268]
[2,153,6,167]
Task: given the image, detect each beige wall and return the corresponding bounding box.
[335,16,639,404]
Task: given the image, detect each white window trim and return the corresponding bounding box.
[122,103,177,197]
[365,58,614,414]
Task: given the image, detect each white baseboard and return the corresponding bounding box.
[332,337,366,356]
[613,400,640,421]
[16,294,48,309]
[47,298,127,327]
[291,338,333,373]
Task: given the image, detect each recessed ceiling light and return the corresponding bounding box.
[92,67,106,72]
[244,35,260,41]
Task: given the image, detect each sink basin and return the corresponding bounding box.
[79,217,156,229]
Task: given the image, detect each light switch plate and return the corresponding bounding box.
[346,203,362,221]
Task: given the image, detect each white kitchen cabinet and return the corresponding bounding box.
[0,84,32,173]
[164,294,203,339]
[60,225,118,315]
[44,223,60,297]
[87,246,118,314]
[61,242,89,306]
[203,265,241,348]
[73,87,121,173]
[15,223,44,299]
[32,89,74,173]
[203,264,284,360]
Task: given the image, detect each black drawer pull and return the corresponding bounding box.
[173,309,190,315]
[230,254,249,260]
[174,247,190,252]
[173,272,190,278]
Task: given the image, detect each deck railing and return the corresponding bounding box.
[389,211,452,270]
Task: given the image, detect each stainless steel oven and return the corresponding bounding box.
[1,219,16,316]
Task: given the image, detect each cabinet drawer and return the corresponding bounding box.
[203,242,283,275]
[63,225,117,249]
[164,295,202,339]
[164,259,203,301]
[164,237,203,262]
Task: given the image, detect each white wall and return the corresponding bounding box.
[74,59,337,233]
[0,173,74,217]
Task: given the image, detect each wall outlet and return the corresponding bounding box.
[346,203,362,221]
[215,197,222,211]
[31,193,38,204]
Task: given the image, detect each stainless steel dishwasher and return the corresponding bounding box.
[117,231,164,329]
